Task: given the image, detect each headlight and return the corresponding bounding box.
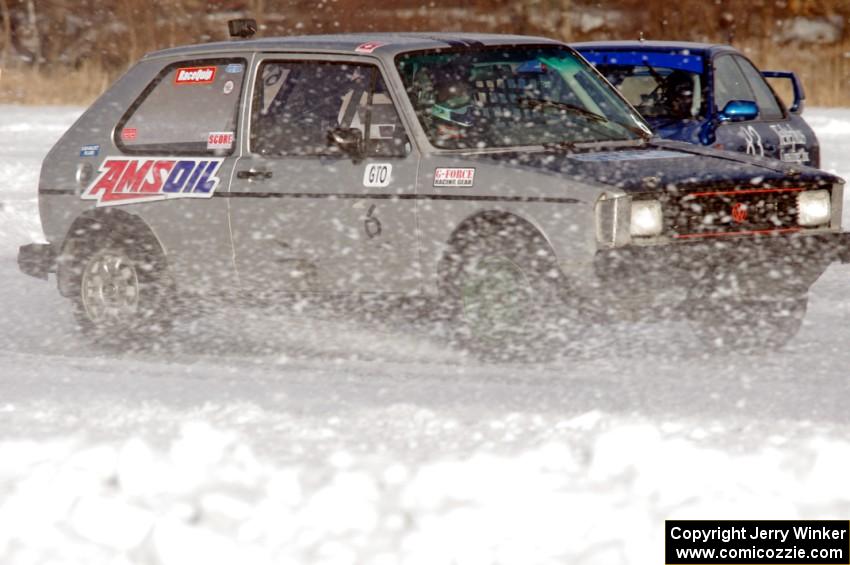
[595,193,631,248]
[797,189,831,227]
[630,199,663,237]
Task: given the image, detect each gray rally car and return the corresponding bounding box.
[17,27,850,353]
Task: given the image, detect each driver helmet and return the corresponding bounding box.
[430,77,474,135]
[661,70,696,119]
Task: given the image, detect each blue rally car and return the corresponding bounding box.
[574,41,819,168]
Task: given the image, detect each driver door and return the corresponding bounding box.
[228,56,420,295]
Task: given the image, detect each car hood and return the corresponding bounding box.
[465,139,840,194]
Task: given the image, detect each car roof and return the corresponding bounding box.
[145,32,563,60]
[572,40,738,55]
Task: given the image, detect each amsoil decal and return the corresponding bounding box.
[434,167,475,187]
[207,131,234,150]
[355,41,385,54]
[174,66,217,85]
[82,158,223,207]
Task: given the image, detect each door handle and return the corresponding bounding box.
[237,169,273,180]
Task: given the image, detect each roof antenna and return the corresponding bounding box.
[228,19,257,40]
[639,31,645,43]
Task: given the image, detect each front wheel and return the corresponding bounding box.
[442,216,579,360]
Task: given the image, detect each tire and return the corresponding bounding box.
[441,214,577,360]
[687,295,807,352]
[61,226,176,346]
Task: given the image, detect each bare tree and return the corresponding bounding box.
[0,0,11,67]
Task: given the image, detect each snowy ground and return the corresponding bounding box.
[2,105,850,565]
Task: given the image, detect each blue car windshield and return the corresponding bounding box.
[581,50,708,124]
[395,46,651,150]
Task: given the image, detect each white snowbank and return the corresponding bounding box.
[2,418,849,565]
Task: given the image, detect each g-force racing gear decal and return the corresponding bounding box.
[82,158,223,207]
[434,167,475,187]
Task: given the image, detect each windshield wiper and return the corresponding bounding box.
[517,97,652,141]
[516,98,608,123]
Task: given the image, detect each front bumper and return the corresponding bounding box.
[595,231,850,298]
[17,243,57,280]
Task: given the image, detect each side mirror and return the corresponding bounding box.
[328,128,364,160]
[762,70,805,114]
[718,100,759,123]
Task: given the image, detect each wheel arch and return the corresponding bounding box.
[436,209,563,291]
[57,208,167,297]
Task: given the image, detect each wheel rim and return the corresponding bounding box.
[80,250,140,325]
[460,257,533,341]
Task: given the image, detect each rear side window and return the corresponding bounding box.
[250,61,410,158]
[116,58,247,155]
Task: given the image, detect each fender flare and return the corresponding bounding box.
[436,210,563,292]
[56,209,167,298]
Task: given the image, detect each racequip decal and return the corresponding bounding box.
[121,128,137,141]
[568,150,694,162]
[174,66,217,85]
[207,131,234,150]
[363,163,392,187]
[434,167,475,187]
[79,144,100,157]
[82,157,223,207]
[355,41,385,54]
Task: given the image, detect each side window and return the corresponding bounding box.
[734,56,784,120]
[117,59,246,155]
[713,55,754,113]
[369,75,411,157]
[250,61,409,158]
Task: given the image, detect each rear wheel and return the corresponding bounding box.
[62,228,176,346]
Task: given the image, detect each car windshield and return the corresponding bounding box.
[395,45,651,150]
[581,50,708,124]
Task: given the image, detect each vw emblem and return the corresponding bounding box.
[731,202,748,223]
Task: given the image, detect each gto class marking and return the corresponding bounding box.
[363,163,392,187]
[82,157,224,207]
